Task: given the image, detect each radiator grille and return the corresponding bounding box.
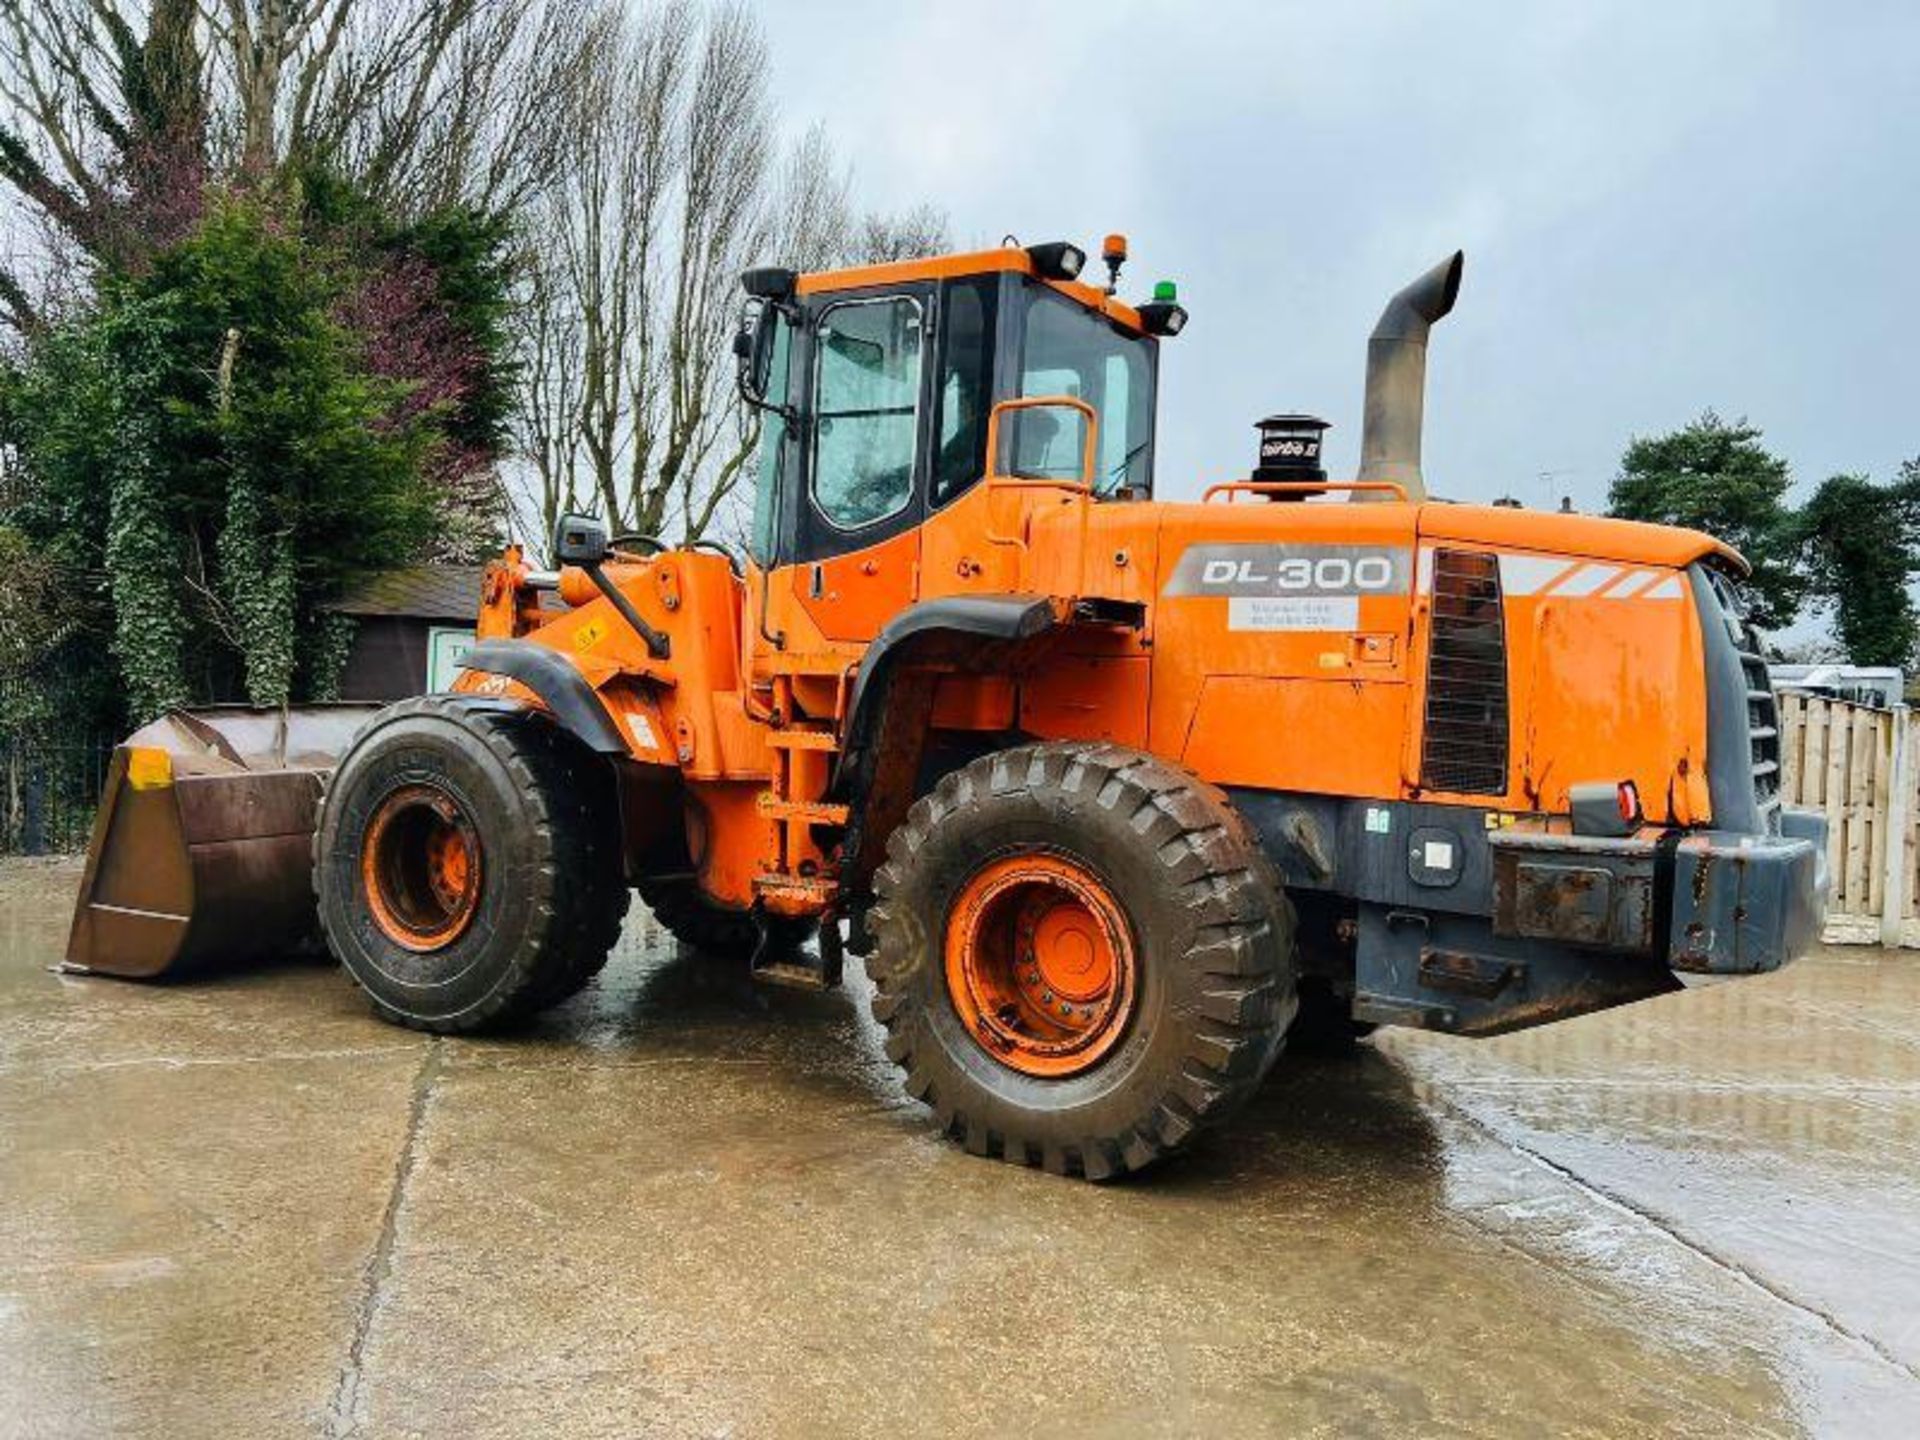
[1707,570,1782,827]
[1421,549,1510,795]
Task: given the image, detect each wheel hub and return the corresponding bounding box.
[361,784,484,952]
[944,853,1137,1078]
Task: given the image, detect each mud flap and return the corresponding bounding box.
[64,706,382,979]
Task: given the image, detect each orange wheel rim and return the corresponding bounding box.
[944,853,1137,1078]
[361,784,483,952]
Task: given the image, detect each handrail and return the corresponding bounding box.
[977,396,1100,576]
[1202,479,1410,504]
[982,395,1100,492]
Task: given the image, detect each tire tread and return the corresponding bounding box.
[868,740,1297,1181]
[315,697,628,1033]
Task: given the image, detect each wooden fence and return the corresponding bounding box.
[1778,693,1918,947]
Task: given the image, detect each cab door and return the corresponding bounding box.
[784,287,933,644]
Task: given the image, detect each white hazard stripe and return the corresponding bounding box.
[1460,551,1690,600]
[1545,562,1618,597]
[1493,554,1568,595]
[1417,549,1688,599]
[1598,568,1659,598]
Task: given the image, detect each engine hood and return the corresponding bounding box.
[1413,502,1746,574]
[1152,496,1743,576]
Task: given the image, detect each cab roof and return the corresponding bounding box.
[796,245,1147,334]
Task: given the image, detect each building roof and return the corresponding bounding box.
[327,566,483,622]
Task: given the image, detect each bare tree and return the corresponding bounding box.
[0,0,210,303]
[273,0,590,215]
[0,0,579,324]
[515,0,767,543]
[0,0,950,549]
[851,202,952,266]
[515,6,949,547]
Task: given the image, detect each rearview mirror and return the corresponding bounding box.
[734,297,777,407]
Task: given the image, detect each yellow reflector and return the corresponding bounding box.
[126,747,174,790]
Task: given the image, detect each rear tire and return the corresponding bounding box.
[867,742,1297,1180]
[315,697,629,1033]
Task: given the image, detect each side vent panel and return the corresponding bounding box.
[1421,549,1510,795]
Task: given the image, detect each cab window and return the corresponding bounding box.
[1017,287,1154,497]
[931,276,996,506]
[811,295,924,529]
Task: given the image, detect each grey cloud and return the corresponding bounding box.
[761,0,1919,513]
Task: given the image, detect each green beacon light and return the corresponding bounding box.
[1140,279,1186,337]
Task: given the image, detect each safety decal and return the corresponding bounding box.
[1227,596,1358,631]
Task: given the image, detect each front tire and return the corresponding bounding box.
[867,742,1297,1180]
[315,698,629,1033]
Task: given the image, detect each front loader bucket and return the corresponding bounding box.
[64,705,382,979]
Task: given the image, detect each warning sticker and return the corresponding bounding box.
[1227,596,1360,631]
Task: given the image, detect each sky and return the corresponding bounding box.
[758,0,1920,516]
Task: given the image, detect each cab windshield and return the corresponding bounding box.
[1015,287,1155,497]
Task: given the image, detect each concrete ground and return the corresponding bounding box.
[2,857,1918,1438]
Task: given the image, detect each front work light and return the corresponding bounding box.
[1027,241,1087,281]
[1138,280,1187,336]
[741,266,797,301]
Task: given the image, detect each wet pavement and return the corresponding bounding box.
[2,856,1918,1437]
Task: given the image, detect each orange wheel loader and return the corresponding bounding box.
[67,238,1830,1179]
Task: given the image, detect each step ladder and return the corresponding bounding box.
[750,700,846,990]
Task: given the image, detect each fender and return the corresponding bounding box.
[832,596,1059,896]
[458,639,629,755]
[834,594,1058,793]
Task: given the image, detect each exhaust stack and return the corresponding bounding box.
[1356,250,1463,502]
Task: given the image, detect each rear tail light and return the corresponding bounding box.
[1569,779,1642,837]
[1617,780,1643,827]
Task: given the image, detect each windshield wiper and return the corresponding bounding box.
[1098,440,1149,495]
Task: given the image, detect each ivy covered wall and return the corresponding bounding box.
[0,180,514,754]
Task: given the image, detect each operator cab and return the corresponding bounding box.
[737,242,1173,573]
